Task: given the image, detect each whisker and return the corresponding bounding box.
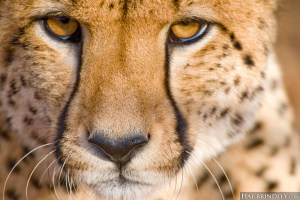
[170,167,179,200]
[66,169,73,200]
[175,167,184,200]
[185,162,200,196]
[186,151,225,200]
[26,150,56,200]
[69,175,75,199]
[51,164,60,200]
[40,158,58,184]
[208,152,235,200]
[3,142,54,200]
[58,156,69,189]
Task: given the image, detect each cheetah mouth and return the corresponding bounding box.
[99,176,151,186]
[89,175,156,199]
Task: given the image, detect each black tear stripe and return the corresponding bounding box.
[55,42,83,165]
[165,44,192,168]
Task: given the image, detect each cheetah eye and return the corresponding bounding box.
[44,17,81,42]
[168,20,209,44]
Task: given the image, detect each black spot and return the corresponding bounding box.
[223,44,229,50]
[5,189,19,200]
[109,3,114,10]
[278,102,288,116]
[224,188,236,199]
[5,49,14,65]
[196,172,209,188]
[284,136,291,147]
[0,128,11,140]
[210,107,217,115]
[220,108,229,117]
[10,38,20,45]
[245,137,264,149]
[233,41,242,50]
[240,91,249,101]
[34,91,42,100]
[255,85,264,93]
[217,173,227,185]
[10,79,19,95]
[23,116,34,125]
[7,94,16,106]
[31,178,42,189]
[29,105,38,115]
[220,81,227,86]
[271,79,279,90]
[266,181,278,191]
[229,33,235,41]
[234,76,240,86]
[225,87,231,94]
[6,117,12,127]
[204,90,213,96]
[243,54,255,67]
[232,114,243,126]
[187,1,194,6]
[7,159,20,173]
[255,166,268,177]
[217,23,229,32]
[20,76,27,87]
[249,121,263,134]
[0,74,7,84]
[290,157,296,175]
[258,18,267,30]
[22,146,35,161]
[269,146,279,156]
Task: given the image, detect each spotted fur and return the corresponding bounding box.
[0,0,299,200]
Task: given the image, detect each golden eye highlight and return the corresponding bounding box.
[169,20,209,44]
[44,17,81,42]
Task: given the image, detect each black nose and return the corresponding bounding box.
[88,134,148,163]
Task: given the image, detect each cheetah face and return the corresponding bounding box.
[0,0,276,199]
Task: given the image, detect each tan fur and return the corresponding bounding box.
[0,0,299,199]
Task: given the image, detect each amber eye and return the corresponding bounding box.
[44,17,81,42]
[169,20,209,44]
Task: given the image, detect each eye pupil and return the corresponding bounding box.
[59,17,70,24]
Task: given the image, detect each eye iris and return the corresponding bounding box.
[46,17,78,37]
[171,22,201,39]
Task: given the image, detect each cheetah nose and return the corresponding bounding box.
[88,134,148,164]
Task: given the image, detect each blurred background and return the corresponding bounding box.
[276,0,300,130]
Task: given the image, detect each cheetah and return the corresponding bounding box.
[0,0,299,199]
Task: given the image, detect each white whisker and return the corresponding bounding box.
[185,163,200,196]
[52,164,60,200]
[58,156,69,189]
[175,167,184,200]
[26,150,56,200]
[209,153,235,200]
[3,143,53,200]
[186,151,225,200]
[40,158,58,184]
